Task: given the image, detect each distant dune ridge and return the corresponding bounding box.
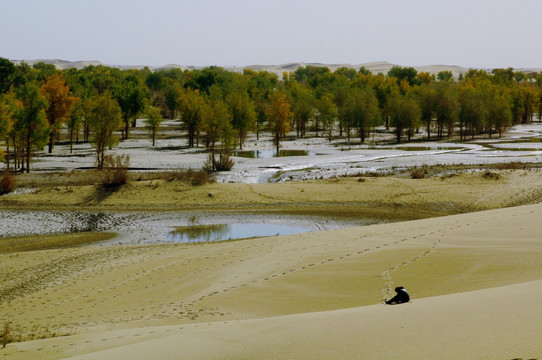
[10,59,542,78]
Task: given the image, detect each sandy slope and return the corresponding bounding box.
[2,202,542,359]
[65,281,542,360]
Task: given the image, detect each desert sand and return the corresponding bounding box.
[1,201,542,359]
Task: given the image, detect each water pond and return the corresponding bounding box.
[166,223,313,243]
[233,149,319,158]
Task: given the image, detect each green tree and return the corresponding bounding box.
[288,81,314,138]
[0,92,16,166]
[387,66,419,86]
[114,74,146,139]
[358,66,371,76]
[32,62,57,80]
[317,93,338,142]
[0,58,15,95]
[458,84,487,139]
[294,66,331,87]
[66,98,83,153]
[14,83,49,172]
[267,92,292,153]
[85,65,119,95]
[246,70,278,139]
[145,71,165,92]
[520,83,539,123]
[370,75,399,130]
[164,86,179,119]
[491,68,515,86]
[343,86,380,143]
[434,83,459,139]
[388,94,421,143]
[203,95,233,171]
[192,66,233,94]
[415,85,435,140]
[418,72,435,85]
[437,71,454,82]
[226,90,256,149]
[335,67,357,81]
[145,105,164,146]
[488,93,512,137]
[87,93,122,169]
[178,88,206,148]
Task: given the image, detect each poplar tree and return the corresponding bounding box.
[178,88,206,148]
[40,73,78,153]
[87,93,122,169]
[389,94,421,143]
[14,83,49,172]
[145,105,164,146]
[226,90,256,149]
[267,92,292,153]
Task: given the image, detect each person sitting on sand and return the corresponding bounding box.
[385,286,410,304]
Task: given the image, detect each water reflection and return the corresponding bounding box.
[233,149,317,158]
[167,224,230,242]
[379,146,464,151]
[166,223,312,243]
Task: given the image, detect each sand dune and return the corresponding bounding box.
[2,202,542,359]
[64,281,542,360]
[14,58,542,77]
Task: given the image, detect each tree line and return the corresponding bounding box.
[1,57,542,172]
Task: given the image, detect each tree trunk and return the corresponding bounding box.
[26,127,31,173]
[70,127,74,153]
[5,139,10,171]
[124,120,130,140]
[48,130,54,153]
[238,129,244,150]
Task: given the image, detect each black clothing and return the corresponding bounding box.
[385,286,410,304]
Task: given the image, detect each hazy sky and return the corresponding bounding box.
[1,0,541,69]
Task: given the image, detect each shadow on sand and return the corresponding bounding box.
[84,184,122,205]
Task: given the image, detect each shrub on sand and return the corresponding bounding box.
[203,153,235,172]
[0,322,13,348]
[101,155,130,188]
[0,171,16,195]
[482,171,500,180]
[168,169,215,186]
[410,167,427,179]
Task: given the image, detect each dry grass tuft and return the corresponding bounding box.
[0,322,13,349]
[101,155,130,188]
[482,171,500,180]
[410,168,425,179]
[0,171,16,195]
[168,169,215,186]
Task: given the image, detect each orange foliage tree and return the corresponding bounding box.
[40,74,78,153]
[267,92,292,153]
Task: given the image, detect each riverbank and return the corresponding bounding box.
[3,169,542,215]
